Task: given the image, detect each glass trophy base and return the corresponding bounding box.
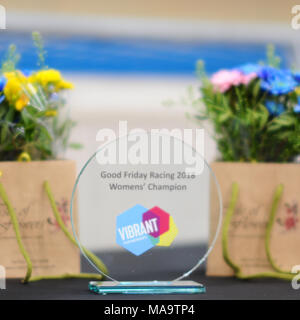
[89,280,206,295]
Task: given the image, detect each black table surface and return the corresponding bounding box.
[0,246,299,300]
[1,274,299,300]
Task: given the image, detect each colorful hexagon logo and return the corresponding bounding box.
[116,204,178,256]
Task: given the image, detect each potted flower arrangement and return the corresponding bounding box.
[0,34,76,162]
[190,46,300,278]
[0,33,106,282]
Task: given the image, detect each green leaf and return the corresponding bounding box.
[267,124,281,132]
[39,125,53,142]
[234,86,244,106]
[0,106,6,119]
[5,107,15,122]
[276,131,291,140]
[252,80,261,98]
[257,104,269,129]
[273,115,296,127]
[0,123,8,144]
[21,110,31,126]
[218,110,232,123]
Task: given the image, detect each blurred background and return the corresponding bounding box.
[0,1,299,251]
[0,1,298,165]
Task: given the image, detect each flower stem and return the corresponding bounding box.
[0,181,33,283]
[43,181,108,276]
[265,184,292,274]
[28,273,103,282]
[222,182,240,273]
[222,182,296,280]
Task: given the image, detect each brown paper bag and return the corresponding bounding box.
[0,160,80,278]
[207,162,300,276]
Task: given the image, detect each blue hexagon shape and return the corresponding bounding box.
[116,204,155,256]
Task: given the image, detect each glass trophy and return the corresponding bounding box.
[70,130,222,295]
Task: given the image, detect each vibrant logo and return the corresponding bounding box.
[116,204,178,256]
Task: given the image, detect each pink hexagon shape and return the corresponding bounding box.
[142,206,170,238]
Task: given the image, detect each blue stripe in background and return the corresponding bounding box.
[0,31,292,75]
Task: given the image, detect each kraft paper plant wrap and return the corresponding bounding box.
[0,161,107,281]
[0,161,80,279]
[207,162,300,278]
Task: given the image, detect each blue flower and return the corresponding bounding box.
[0,77,6,92]
[237,64,261,75]
[265,100,285,116]
[294,72,300,83]
[258,67,298,95]
[294,97,300,113]
[294,105,300,113]
[0,77,6,103]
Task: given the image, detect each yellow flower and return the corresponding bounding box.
[15,95,29,111]
[45,109,57,117]
[30,69,62,86]
[17,152,31,162]
[55,80,74,90]
[4,71,26,80]
[296,87,300,95]
[4,71,29,110]
[29,69,73,91]
[4,76,23,102]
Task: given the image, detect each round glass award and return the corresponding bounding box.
[70,130,222,294]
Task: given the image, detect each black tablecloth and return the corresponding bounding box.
[0,246,299,300]
[1,275,299,300]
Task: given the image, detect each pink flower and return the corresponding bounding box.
[210,69,256,93]
[241,72,257,85]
